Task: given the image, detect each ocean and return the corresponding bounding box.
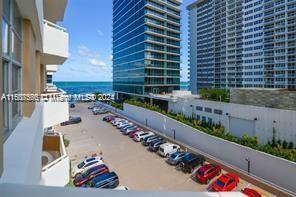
[54,82,189,95]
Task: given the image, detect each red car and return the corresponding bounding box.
[103,115,115,122]
[242,188,262,197]
[129,130,141,138]
[211,173,239,192]
[195,164,221,184]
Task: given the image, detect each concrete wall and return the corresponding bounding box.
[168,98,296,145]
[230,89,296,110]
[43,100,69,129]
[41,133,70,187]
[121,103,296,195]
[22,19,38,117]
[0,103,44,185]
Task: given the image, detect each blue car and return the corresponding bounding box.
[87,172,119,189]
[166,151,189,165]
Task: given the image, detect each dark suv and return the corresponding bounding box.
[87,172,119,189]
[179,153,205,173]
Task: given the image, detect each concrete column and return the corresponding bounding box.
[22,20,37,117]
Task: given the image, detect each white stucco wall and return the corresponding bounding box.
[43,101,69,129]
[0,103,44,185]
[122,103,296,195]
[168,98,296,144]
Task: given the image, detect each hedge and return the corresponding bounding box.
[125,100,296,162]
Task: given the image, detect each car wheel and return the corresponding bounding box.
[74,173,81,179]
[166,153,170,157]
[218,170,221,176]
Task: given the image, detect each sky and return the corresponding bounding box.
[54,0,196,82]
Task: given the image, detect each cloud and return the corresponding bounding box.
[109,55,113,61]
[88,58,107,67]
[97,30,104,36]
[78,45,100,58]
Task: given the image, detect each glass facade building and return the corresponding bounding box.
[188,0,296,93]
[113,0,181,96]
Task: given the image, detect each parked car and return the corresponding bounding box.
[211,173,240,192]
[111,118,123,125]
[120,125,135,132]
[87,172,119,189]
[148,139,165,152]
[112,119,126,126]
[179,153,205,173]
[92,107,102,113]
[61,116,82,126]
[93,108,108,115]
[72,157,104,178]
[122,126,140,135]
[158,143,180,157]
[142,136,161,146]
[117,122,133,129]
[129,130,142,138]
[114,186,129,190]
[73,164,109,187]
[241,188,262,197]
[166,151,189,165]
[103,115,115,122]
[88,104,96,109]
[134,131,154,142]
[195,164,221,184]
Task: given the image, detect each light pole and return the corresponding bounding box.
[189,105,194,119]
[245,157,251,175]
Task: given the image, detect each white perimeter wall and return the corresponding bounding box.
[118,103,296,195]
[168,98,296,144]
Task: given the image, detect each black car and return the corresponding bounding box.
[148,139,165,152]
[179,153,205,173]
[61,116,82,126]
[142,136,161,146]
[87,172,119,189]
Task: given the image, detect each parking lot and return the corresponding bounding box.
[56,103,272,195]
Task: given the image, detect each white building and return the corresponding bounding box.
[150,91,296,145]
[188,0,296,92]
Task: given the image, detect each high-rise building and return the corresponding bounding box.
[113,0,182,98]
[188,0,296,94]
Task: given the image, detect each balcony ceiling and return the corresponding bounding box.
[43,0,67,23]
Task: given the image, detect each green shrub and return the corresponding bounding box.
[125,100,296,162]
[63,137,70,148]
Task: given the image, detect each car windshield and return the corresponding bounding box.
[170,152,178,159]
[197,169,204,176]
[215,179,225,188]
[77,161,85,169]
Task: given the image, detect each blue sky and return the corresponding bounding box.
[54,0,196,82]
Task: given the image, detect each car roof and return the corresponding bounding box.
[91,172,118,183]
[88,164,107,172]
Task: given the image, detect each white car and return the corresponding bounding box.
[113,119,127,126]
[117,122,133,129]
[71,157,104,178]
[134,131,154,142]
[115,186,129,190]
[157,143,180,157]
[111,118,124,125]
[92,106,102,113]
